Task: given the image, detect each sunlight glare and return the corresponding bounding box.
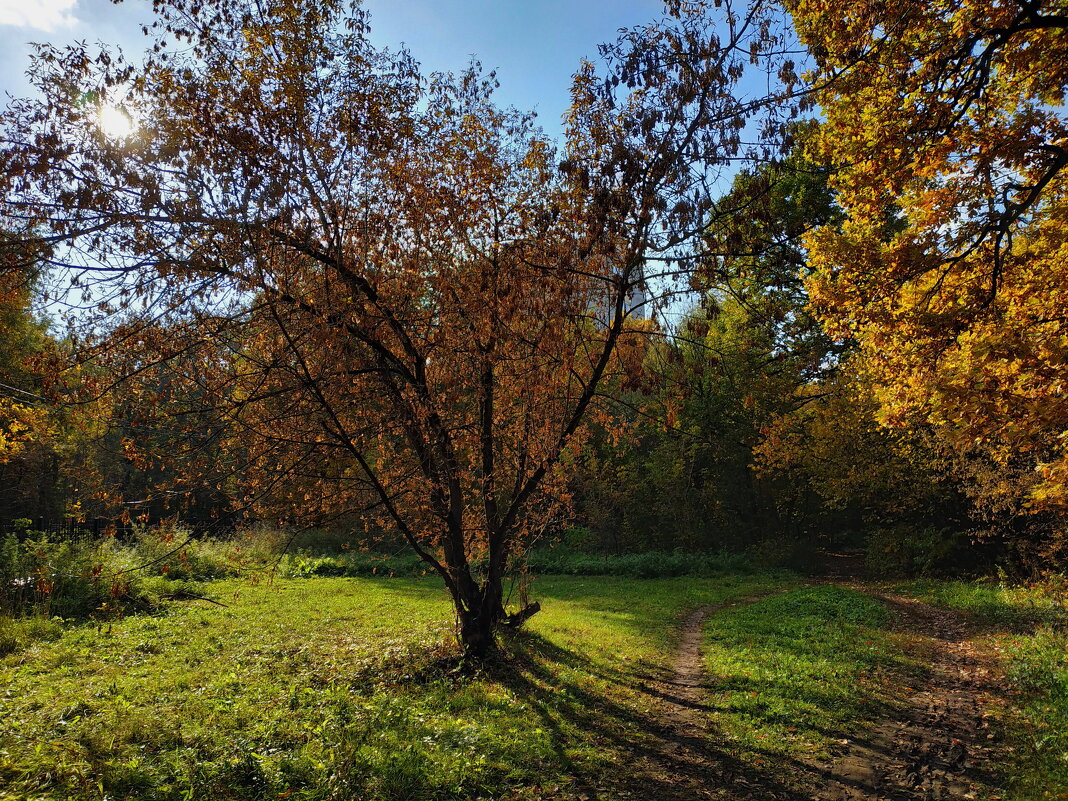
[97,104,137,140]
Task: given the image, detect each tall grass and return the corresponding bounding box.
[0,532,150,620]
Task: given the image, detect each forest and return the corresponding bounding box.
[0,0,1066,799]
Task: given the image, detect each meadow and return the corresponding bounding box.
[1,543,1066,800]
[0,570,790,800]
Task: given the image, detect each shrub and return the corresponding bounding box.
[864,524,970,577]
[133,528,252,580]
[523,548,756,578]
[273,546,759,580]
[0,532,150,619]
[278,550,428,578]
[286,526,361,555]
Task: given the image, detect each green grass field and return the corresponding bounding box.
[1,571,1065,800]
[701,586,912,759]
[0,573,789,801]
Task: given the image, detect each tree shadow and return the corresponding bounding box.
[491,630,816,801]
[486,585,1007,801]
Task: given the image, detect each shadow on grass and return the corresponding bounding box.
[483,583,1008,801]
[492,629,825,801]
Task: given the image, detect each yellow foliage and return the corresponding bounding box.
[789,0,1068,515]
[0,400,51,463]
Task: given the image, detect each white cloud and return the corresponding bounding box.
[0,0,78,31]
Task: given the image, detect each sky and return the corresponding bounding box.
[0,0,668,138]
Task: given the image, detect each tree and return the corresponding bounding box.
[0,247,69,520]
[788,0,1068,534]
[568,139,849,552]
[0,0,796,660]
[753,366,965,528]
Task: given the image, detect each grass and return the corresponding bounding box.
[279,547,761,580]
[896,577,1068,800]
[0,572,791,800]
[897,578,1066,628]
[7,554,1067,801]
[699,585,917,776]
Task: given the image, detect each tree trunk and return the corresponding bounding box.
[456,579,505,664]
[458,601,500,663]
[454,578,541,664]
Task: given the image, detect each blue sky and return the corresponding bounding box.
[0,0,667,137]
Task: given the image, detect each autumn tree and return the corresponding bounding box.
[0,255,61,519]
[787,0,1068,549]
[567,137,844,551]
[0,0,797,659]
[753,365,970,552]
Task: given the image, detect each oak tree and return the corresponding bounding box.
[1,0,795,659]
[788,0,1068,529]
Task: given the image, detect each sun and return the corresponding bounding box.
[97,103,137,140]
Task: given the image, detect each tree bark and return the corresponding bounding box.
[457,592,502,663]
[455,577,541,663]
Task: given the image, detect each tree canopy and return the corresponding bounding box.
[789,0,1068,536]
[0,0,800,658]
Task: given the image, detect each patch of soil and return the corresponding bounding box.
[598,594,800,801]
[811,593,1005,801]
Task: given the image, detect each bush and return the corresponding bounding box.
[278,550,428,578]
[523,548,756,578]
[285,526,361,555]
[272,546,760,580]
[132,528,251,580]
[864,524,970,578]
[0,532,150,619]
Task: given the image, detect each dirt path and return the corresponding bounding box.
[598,593,791,801]
[812,593,1005,801]
[664,603,720,730]
[610,584,1007,801]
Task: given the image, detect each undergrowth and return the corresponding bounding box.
[523,547,756,578]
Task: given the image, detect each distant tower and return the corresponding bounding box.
[625,267,647,320]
